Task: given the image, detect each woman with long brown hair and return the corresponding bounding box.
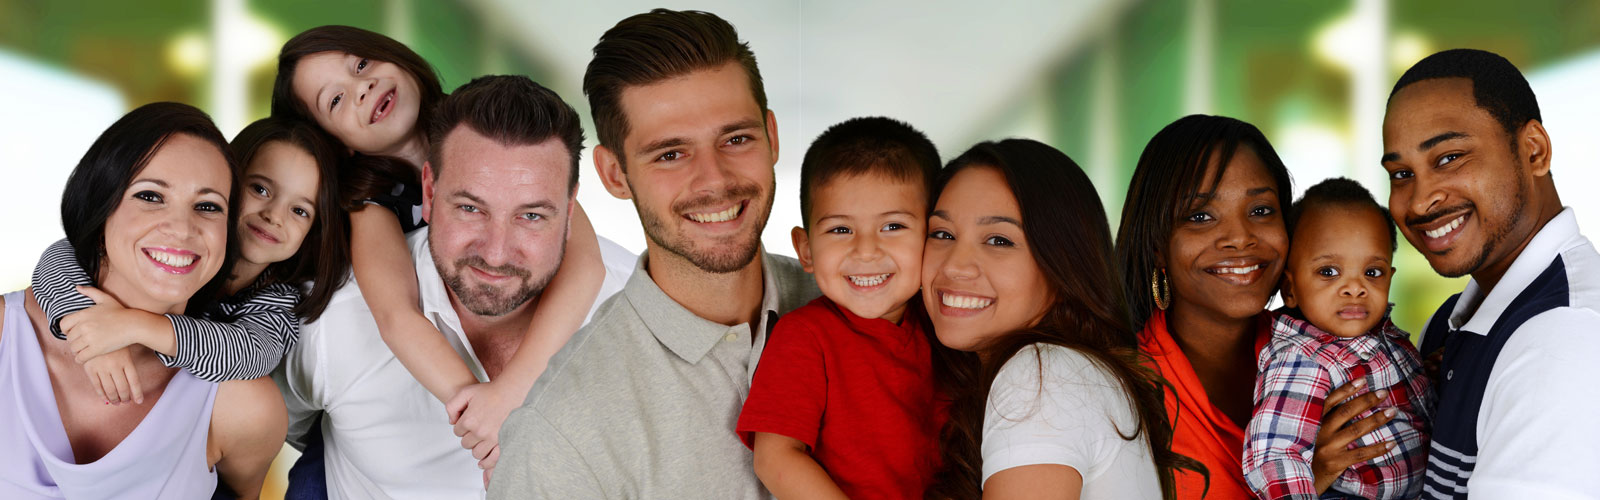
[923,139,1200,499]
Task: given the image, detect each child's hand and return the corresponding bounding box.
[1312,380,1396,494]
[446,380,521,470]
[82,347,145,405]
[61,286,153,363]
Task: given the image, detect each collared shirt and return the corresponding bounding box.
[489,250,820,499]
[1418,207,1600,499]
[276,228,633,500]
[1138,309,1271,500]
[1243,313,1432,499]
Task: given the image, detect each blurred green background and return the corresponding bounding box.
[4,1,1598,497]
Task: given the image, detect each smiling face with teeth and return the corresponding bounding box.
[99,134,233,314]
[921,166,1051,352]
[1382,77,1558,282]
[793,173,927,323]
[292,51,423,158]
[1165,147,1289,326]
[235,141,321,278]
[595,63,778,275]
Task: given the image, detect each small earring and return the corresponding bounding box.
[1151,268,1171,311]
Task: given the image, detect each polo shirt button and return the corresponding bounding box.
[1447,369,1453,380]
[724,332,738,342]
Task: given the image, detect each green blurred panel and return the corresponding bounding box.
[0,0,211,107]
[1047,55,1092,172]
[408,0,483,92]
[1393,0,1600,67]
[1213,0,1345,135]
[1110,0,1186,214]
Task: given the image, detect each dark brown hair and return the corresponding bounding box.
[427,75,585,194]
[925,139,1201,500]
[1115,115,1293,332]
[583,8,767,165]
[798,116,940,228]
[1287,176,1396,253]
[61,102,241,309]
[229,117,351,321]
[270,25,445,141]
[270,25,437,220]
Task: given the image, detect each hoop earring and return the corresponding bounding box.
[1151,268,1171,311]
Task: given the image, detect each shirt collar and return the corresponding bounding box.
[823,295,923,340]
[409,228,466,338]
[623,250,786,364]
[1452,207,1583,334]
[1271,310,1404,364]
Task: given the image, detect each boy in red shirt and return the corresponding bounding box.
[737,117,946,499]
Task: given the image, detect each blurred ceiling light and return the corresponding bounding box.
[166,31,209,78]
[221,8,286,70]
[1390,31,1432,73]
[1312,11,1381,73]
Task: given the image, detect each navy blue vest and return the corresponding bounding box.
[1417,256,1571,499]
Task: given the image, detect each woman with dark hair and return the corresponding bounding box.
[923,139,1200,499]
[1115,114,1391,499]
[0,102,286,499]
[31,116,351,402]
[269,25,618,476]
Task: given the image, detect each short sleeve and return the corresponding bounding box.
[490,407,607,499]
[736,311,827,449]
[980,344,1136,485]
[1469,308,1600,498]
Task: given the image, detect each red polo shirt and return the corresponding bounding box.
[737,296,946,499]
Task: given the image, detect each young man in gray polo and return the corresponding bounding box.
[489,9,819,499]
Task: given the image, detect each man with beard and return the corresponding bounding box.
[278,75,633,498]
[489,9,819,499]
[1382,49,1600,499]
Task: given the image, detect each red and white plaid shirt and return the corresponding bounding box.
[1242,312,1434,499]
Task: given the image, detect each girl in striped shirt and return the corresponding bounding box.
[32,116,350,402]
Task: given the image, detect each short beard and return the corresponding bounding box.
[431,247,558,317]
[1431,161,1529,278]
[632,177,774,274]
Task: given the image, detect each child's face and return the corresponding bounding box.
[237,141,321,268]
[1282,203,1394,338]
[792,172,927,323]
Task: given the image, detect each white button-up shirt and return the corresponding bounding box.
[277,228,632,499]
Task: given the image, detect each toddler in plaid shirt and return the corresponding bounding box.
[1243,178,1434,499]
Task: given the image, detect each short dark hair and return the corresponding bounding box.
[427,75,585,194]
[61,102,240,308]
[1115,114,1294,330]
[583,9,766,164]
[798,117,940,228]
[1390,49,1541,141]
[1287,177,1397,254]
[230,117,352,322]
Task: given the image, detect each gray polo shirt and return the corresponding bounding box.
[489,250,819,499]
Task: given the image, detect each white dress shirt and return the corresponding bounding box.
[277,228,632,500]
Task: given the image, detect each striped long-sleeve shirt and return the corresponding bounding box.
[31,239,300,382]
[1242,312,1433,500]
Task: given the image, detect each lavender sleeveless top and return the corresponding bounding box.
[0,290,220,499]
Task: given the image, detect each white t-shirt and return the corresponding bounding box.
[981,343,1162,499]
